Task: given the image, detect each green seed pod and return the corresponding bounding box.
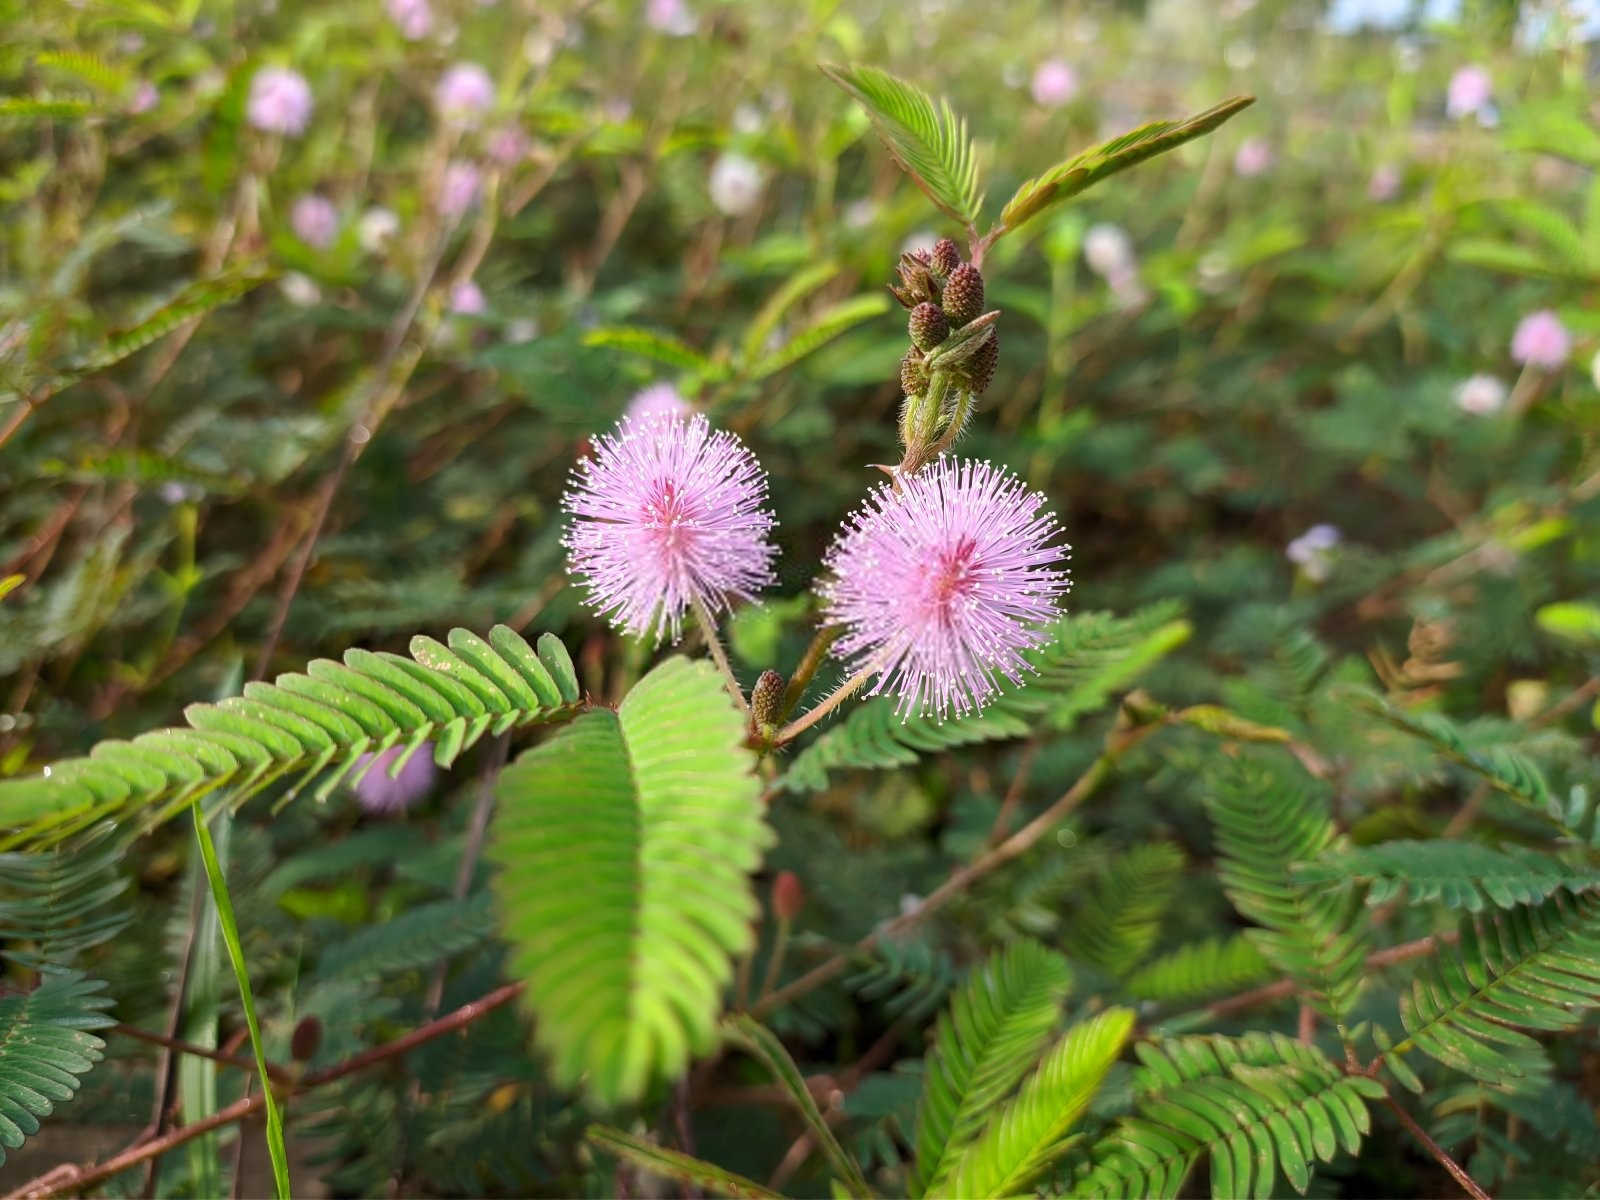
[942,263,985,327]
[900,347,929,396]
[909,302,949,351]
[965,328,999,393]
[931,237,962,276]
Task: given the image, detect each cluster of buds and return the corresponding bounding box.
[890,238,1000,476]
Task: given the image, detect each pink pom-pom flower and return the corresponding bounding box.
[290,194,339,249]
[625,382,692,423]
[563,414,778,642]
[1030,60,1078,108]
[1511,309,1571,371]
[1446,65,1492,120]
[435,62,494,126]
[438,160,481,219]
[352,744,437,814]
[247,66,312,136]
[1233,137,1274,178]
[819,458,1071,720]
[386,0,433,39]
[449,279,487,315]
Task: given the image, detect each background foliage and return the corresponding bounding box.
[2,0,1600,1195]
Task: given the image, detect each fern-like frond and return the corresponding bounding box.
[0,832,131,966]
[1294,839,1600,912]
[1081,1033,1385,1199]
[489,657,771,1105]
[314,892,496,981]
[845,938,956,1022]
[821,64,983,226]
[1204,757,1369,1018]
[939,1007,1133,1199]
[581,325,718,374]
[780,605,1188,793]
[1124,935,1273,1006]
[1391,891,1600,1085]
[1064,843,1185,979]
[0,626,582,848]
[746,295,890,381]
[0,969,114,1166]
[912,940,1073,1195]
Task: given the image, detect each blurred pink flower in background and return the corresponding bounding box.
[1511,310,1571,370]
[1030,59,1078,108]
[1446,65,1492,119]
[625,383,692,423]
[1233,137,1274,177]
[450,279,487,315]
[709,152,765,216]
[127,81,158,114]
[438,160,481,219]
[487,125,529,165]
[435,62,494,125]
[353,745,437,814]
[1455,373,1508,416]
[386,0,433,39]
[645,0,696,35]
[1367,163,1401,201]
[247,66,312,136]
[290,194,339,249]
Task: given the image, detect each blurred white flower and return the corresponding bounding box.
[645,0,696,35]
[438,160,482,219]
[1196,251,1233,294]
[357,207,401,253]
[435,62,494,126]
[450,279,487,315]
[1455,373,1508,416]
[127,80,158,114]
[290,194,338,250]
[1511,309,1572,371]
[1224,40,1256,70]
[1107,265,1149,311]
[732,104,763,135]
[506,317,540,344]
[386,0,433,39]
[1367,162,1401,202]
[1083,223,1135,277]
[1591,348,1600,391]
[280,271,321,306]
[1233,137,1274,177]
[158,481,200,505]
[1446,65,1492,119]
[1393,36,1423,72]
[1030,59,1077,108]
[900,230,939,258]
[1286,524,1341,582]
[843,198,878,229]
[247,66,312,136]
[708,152,765,216]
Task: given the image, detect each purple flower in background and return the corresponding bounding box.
[820,457,1071,719]
[128,80,158,114]
[247,66,312,136]
[1286,524,1341,582]
[290,194,338,249]
[450,279,487,315]
[1455,373,1508,416]
[1446,64,1492,119]
[1233,137,1274,177]
[438,160,481,219]
[625,383,692,423]
[1030,59,1078,108]
[645,0,696,35]
[1367,163,1401,202]
[386,0,433,39]
[352,744,437,814]
[487,125,529,166]
[563,414,777,642]
[435,62,494,126]
[1511,310,1571,371]
[708,152,765,216]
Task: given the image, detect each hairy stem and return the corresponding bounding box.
[778,624,842,721]
[693,596,748,714]
[773,664,878,746]
[1382,1093,1492,1200]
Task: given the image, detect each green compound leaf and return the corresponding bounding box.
[587,1125,782,1199]
[1000,96,1255,234]
[0,969,114,1167]
[491,657,771,1106]
[1294,839,1600,912]
[822,63,983,226]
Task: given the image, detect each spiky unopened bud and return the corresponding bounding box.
[942,263,985,327]
[909,302,949,351]
[751,669,784,732]
[772,870,805,922]
[964,329,999,393]
[900,348,929,397]
[931,237,962,276]
[890,252,939,309]
[291,1015,322,1061]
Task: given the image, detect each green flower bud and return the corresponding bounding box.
[942,263,985,327]
[909,301,949,351]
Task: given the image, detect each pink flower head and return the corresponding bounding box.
[1031,59,1078,108]
[1456,373,1507,416]
[487,125,529,166]
[625,382,692,423]
[450,279,487,315]
[438,160,481,218]
[1233,137,1274,177]
[1446,65,1492,119]
[646,0,696,35]
[563,414,777,642]
[352,744,437,814]
[435,62,494,126]
[128,80,158,114]
[247,66,312,136]
[1368,162,1401,202]
[290,194,338,249]
[820,458,1071,720]
[386,0,433,39]
[1511,309,1571,371]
